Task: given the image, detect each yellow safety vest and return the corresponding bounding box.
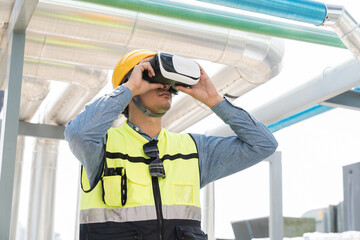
[80,123,201,233]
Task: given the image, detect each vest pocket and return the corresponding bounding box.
[125,164,151,204]
[175,226,208,240]
[102,173,126,207]
[173,184,194,204]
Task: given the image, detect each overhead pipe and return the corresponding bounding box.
[24,32,128,70]
[19,58,107,124]
[208,58,360,137]
[28,0,284,75]
[23,0,285,128]
[44,83,105,125]
[22,57,108,89]
[267,87,360,133]
[197,0,327,25]
[195,0,360,60]
[73,0,345,48]
[19,77,50,121]
[267,105,333,133]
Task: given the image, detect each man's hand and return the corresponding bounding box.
[123,57,164,96]
[176,64,223,108]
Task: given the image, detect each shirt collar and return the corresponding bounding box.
[127,122,158,140]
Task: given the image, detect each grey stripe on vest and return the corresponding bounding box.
[80,205,201,224]
[162,205,201,221]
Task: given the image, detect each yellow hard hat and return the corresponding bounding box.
[112,49,157,89]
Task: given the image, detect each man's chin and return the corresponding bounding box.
[156,104,171,114]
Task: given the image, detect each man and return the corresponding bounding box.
[65,49,278,240]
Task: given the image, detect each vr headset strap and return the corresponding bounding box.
[132,96,166,117]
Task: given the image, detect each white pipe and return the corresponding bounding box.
[45,83,106,125]
[27,138,59,240]
[19,77,50,121]
[207,58,360,137]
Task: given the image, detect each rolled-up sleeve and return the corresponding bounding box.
[191,98,278,188]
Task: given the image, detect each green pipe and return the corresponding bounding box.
[76,0,346,49]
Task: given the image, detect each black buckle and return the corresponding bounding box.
[143,140,166,179]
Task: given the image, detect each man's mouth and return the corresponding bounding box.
[158,91,171,97]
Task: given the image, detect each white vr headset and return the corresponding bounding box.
[142,52,200,94]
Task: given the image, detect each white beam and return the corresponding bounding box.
[0,120,66,140]
[207,58,360,137]
[18,121,65,140]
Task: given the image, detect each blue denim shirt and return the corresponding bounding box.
[64,85,278,188]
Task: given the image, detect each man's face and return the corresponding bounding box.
[138,86,172,115]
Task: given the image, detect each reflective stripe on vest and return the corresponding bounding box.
[80,122,201,224]
[80,205,201,224]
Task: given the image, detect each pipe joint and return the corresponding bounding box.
[323,4,345,27]
[324,5,360,60]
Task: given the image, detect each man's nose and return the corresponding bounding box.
[162,85,170,90]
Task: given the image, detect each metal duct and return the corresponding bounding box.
[19,57,107,124]
[44,83,105,125]
[23,58,107,88]
[164,35,283,132]
[27,1,284,80]
[22,0,284,128]
[20,77,50,121]
[27,138,59,240]
[324,5,360,60]
[24,32,127,70]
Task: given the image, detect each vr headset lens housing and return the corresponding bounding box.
[143,52,200,94]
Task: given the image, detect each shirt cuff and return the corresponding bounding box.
[107,85,133,104]
[211,98,252,123]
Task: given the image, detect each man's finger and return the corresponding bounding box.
[142,62,155,77]
[149,83,164,90]
[140,57,153,63]
[176,85,192,94]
